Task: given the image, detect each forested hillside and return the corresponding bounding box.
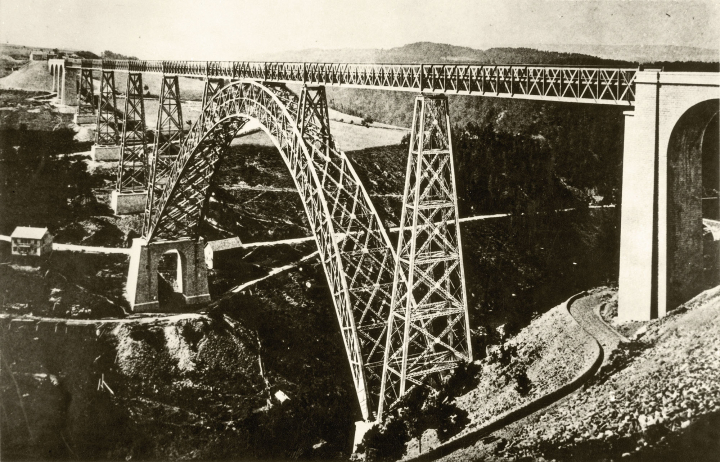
[261,41,632,65]
[322,42,715,213]
[329,89,624,213]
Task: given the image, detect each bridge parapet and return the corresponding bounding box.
[64,58,637,105]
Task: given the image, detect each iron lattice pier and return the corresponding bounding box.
[95,70,120,146]
[379,94,472,416]
[117,72,148,192]
[77,69,95,117]
[143,75,184,235]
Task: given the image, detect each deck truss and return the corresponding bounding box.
[66,59,638,105]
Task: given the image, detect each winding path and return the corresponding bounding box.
[569,291,627,361]
[406,290,624,461]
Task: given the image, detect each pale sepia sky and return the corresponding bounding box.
[1,0,718,60]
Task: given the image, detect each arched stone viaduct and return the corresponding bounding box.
[48,59,77,105]
[45,58,718,420]
[619,71,719,321]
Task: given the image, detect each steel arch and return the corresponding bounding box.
[143,80,396,420]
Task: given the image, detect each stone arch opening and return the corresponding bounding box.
[666,98,720,309]
[157,249,185,309]
[158,249,184,292]
[702,112,720,219]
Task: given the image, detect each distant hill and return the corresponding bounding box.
[254,41,631,66]
[0,43,99,61]
[101,50,138,60]
[535,43,719,64]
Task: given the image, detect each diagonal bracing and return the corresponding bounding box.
[77,69,95,116]
[379,94,472,417]
[143,75,184,235]
[297,86,397,418]
[95,70,120,146]
[142,81,396,420]
[117,72,148,192]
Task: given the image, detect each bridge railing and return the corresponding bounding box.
[64,58,636,104]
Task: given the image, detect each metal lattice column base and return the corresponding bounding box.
[379,94,472,417]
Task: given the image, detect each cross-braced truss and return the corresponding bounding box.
[66,58,638,105]
[202,78,225,108]
[143,75,184,234]
[117,72,148,192]
[142,80,396,420]
[379,94,472,416]
[95,70,120,145]
[77,69,95,116]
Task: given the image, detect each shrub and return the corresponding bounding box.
[515,369,532,396]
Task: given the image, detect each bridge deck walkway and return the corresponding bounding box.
[56,58,638,106]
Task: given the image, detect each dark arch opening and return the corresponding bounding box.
[667,98,720,309]
[157,250,185,309]
[702,113,720,219]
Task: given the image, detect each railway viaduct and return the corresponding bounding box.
[47,58,719,421]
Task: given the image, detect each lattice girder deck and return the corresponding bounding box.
[379,94,472,417]
[143,81,396,420]
[65,58,638,105]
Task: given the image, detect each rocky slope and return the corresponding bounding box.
[0,315,265,460]
[437,287,720,461]
[0,61,54,92]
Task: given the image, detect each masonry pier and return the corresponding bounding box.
[126,238,211,312]
[111,190,148,215]
[618,71,720,321]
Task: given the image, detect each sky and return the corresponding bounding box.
[1,0,718,60]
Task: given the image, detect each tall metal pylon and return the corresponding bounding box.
[116,72,148,192]
[378,94,472,417]
[95,70,120,146]
[77,69,95,117]
[143,75,184,235]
